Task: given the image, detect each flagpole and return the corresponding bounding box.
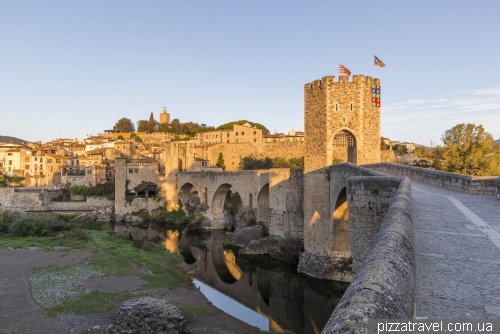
[372,55,374,78]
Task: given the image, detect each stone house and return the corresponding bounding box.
[195,122,264,145]
[113,140,135,155]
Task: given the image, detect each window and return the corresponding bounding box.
[25,157,30,162]
[242,132,244,135]
[47,159,53,163]
[56,159,61,163]
[34,157,37,161]
[227,140,229,143]
[343,115,346,123]
[8,160,12,165]
[236,132,238,136]
[350,103,353,111]
[134,169,139,173]
[7,153,12,156]
[253,138,256,142]
[25,165,29,169]
[232,162,234,165]
[39,164,43,170]
[235,139,238,142]
[129,168,133,174]
[81,162,86,167]
[8,167,11,172]
[0,163,3,167]
[40,158,43,163]
[336,104,338,111]
[87,170,92,174]
[50,166,53,172]
[34,165,38,170]
[254,131,256,135]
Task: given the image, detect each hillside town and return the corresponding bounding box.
[0,106,424,189]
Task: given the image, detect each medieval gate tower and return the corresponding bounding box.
[304,75,381,172]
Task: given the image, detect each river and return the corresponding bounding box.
[113,222,347,334]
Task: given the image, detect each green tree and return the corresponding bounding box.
[392,144,408,155]
[380,137,390,150]
[170,119,182,133]
[134,181,159,197]
[216,120,270,134]
[438,123,500,176]
[117,135,124,140]
[113,118,135,133]
[0,174,5,187]
[216,153,226,170]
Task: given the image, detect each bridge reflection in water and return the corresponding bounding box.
[114,223,347,334]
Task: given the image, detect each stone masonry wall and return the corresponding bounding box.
[0,188,42,209]
[268,168,304,239]
[323,177,414,333]
[363,162,498,196]
[0,188,113,213]
[195,141,305,172]
[347,176,402,272]
[304,75,381,173]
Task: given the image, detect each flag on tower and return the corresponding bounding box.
[374,55,385,67]
[339,64,351,76]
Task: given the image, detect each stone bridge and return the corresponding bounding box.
[169,169,304,237]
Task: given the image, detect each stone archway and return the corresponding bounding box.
[330,187,351,257]
[332,130,357,164]
[211,183,243,228]
[257,183,270,223]
[178,183,200,213]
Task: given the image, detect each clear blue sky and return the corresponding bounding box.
[1,1,500,145]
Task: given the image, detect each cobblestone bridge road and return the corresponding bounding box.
[411,179,500,318]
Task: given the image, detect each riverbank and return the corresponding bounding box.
[0,217,275,334]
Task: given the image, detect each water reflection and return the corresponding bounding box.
[113,222,347,334]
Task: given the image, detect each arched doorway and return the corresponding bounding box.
[330,187,351,257]
[332,130,357,164]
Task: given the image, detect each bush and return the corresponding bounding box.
[6,214,72,237]
[90,182,114,196]
[155,207,188,225]
[70,185,93,196]
[134,182,158,197]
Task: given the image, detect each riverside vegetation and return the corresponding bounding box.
[0,212,191,316]
[0,211,297,333]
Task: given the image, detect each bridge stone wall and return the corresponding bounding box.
[299,163,406,280]
[0,188,114,213]
[175,169,302,236]
[322,177,415,333]
[363,162,498,197]
[347,176,402,273]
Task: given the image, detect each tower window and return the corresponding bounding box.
[350,103,353,111]
[343,115,346,123]
[336,104,338,111]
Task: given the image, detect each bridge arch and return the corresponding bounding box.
[178,183,201,213]
[330,187,351,257]
[332,129,357,164]
[257,183,270,222]
[211,183,243,217]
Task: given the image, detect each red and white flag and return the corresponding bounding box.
[339,64,351,76]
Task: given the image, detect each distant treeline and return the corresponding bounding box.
[239,156,304,170]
